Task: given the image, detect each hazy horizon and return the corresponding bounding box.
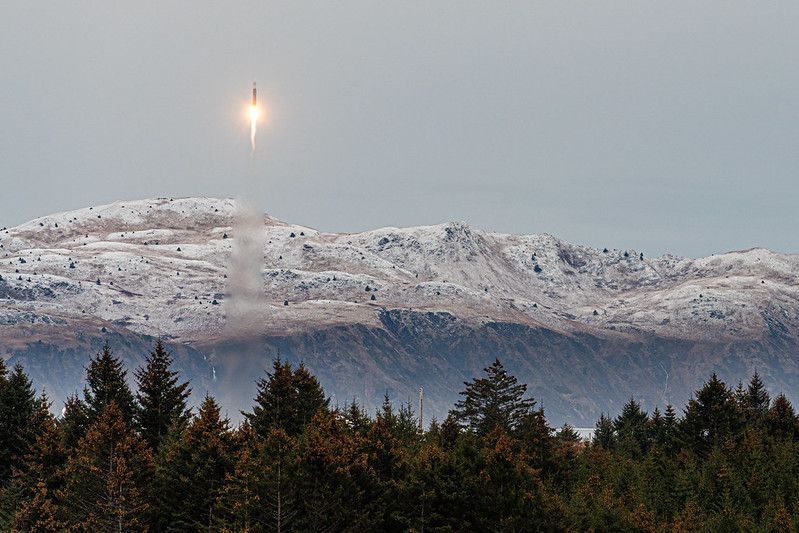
[2,2,798,257]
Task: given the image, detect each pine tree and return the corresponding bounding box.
[134,339,191,451]
[83,343,136,425]
[246,359,329,438]
[0,363,37,484]
[451,359,535,436]
[59,402,154,532]
[154,395,234,531]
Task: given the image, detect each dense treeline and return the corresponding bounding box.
[1,344,799,532]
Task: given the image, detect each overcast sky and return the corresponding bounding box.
[1,2,797,257]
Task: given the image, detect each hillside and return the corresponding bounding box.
[1,197,797,424]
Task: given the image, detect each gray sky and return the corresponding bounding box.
[2,2,797,257]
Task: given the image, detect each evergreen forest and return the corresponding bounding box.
[1,342,798,531]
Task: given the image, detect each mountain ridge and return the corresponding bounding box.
[1,197,797,424]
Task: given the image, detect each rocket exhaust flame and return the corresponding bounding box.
[250,107,257,152]
[249,82,258,152]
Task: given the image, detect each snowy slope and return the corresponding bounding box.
[1,197,796,343]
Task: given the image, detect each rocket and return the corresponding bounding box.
[252,82,257,106]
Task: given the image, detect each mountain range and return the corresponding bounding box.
[1,197,797,425]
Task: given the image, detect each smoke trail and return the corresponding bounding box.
[226,198,265,334]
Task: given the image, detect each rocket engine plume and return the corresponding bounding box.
[250,82,258,153]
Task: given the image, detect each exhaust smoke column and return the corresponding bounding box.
[227,198,266,333]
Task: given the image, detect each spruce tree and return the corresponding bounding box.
[376,395,418,444]
[214,425,262,532]
[657,404,679,452]
[216,425,298,531]
[12,482,59,532]
[246,359,329,438]
[60,394,89,451]
[59,402,154,532]
[613,397,649,458]
[649,406,663,437]
[470,430,563,530]
[248,359,294,437]
[83,343,136,425]
[680,373,743,456]
[396,400,421,443]
[451,359,535,436]
[154,395,234,531]
[134,339,191,450]
[344,400,372,435]
[439,413,460,448]
[765,394,799,441]
[293,363,329,431]
[0,359,7,396]
[515,407,554,470]
[743,371,770,423]
[556,424,583,446]
[1,394,66,532]
[410,429,472,530]
[0,363,37,483]
[593,413,615,450]
[294,409,372,531]
[378,393,397,427]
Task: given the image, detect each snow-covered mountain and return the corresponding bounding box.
[1,197,797,424]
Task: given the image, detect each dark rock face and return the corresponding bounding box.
[195,310,799,426]
[5,328,214,413]
[4,308,799,426]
